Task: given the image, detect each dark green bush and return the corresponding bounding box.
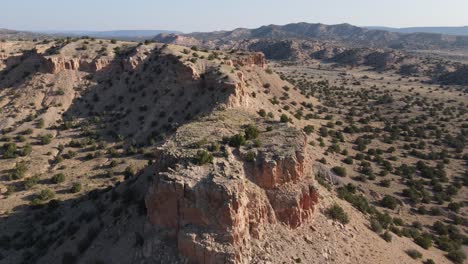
[380,195,400,210]
[244,125,260,140]
[52,173,65,184]
[414,235,432,249]
[303,125,314,135]
[326,204,349,224]
[370,218,383,233]
[406,249,422,259]
[8,162,28,180]
[381,231,392,242]
[447,250,466,264]
[229,134,246,148]
[2,143,17,159]
[332,166,347,177]
[23,175,39,189]
[71,183,82,193]
[39,134,53,145]
[194,150,213,165]
[39,189,55,201]
[343,156,353,164]
[244,151,255,162]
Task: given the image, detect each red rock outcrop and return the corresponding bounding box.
[43,56,115,74]
[145,124,318,263]
[229,53,266,69]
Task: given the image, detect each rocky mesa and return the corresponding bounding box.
[145,111,319,263]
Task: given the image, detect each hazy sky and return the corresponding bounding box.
[2,0,468,32]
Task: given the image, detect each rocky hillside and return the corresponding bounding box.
[152,35,468,86]
[0,39,464,264]
[0,29,45,40]
[159,22,468,51]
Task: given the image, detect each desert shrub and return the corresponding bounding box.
[258,109,266,117]
[332,166,347,177]
[20,143,32,156]
[374,211,393,229]
[23,128,33,135]
[319,127,329,137]
[280,114,289,123]
[381,231,392,242]
[71,183,82,193]
[229,134,246,148]
[194,150,213,165]
[370,218,383,233]
[56,88,65,95]
[402,188,422,203]
[337,186,373,214]
[414,235,432,249]
[423,259,435,264]
[327,142,341,153]
[343,156,353,164]
[39,134,53,145]
[109,160,118,167]
[252,139,262,147]
[63,150,77,159]
[23,175,40,189]
[448,202,462,213]
[244,151,255,162]
[380,179,391,187]
[37,119,45,128]
[2,143,17,158]
[39,189,55,201]
[208,142,221,152]
[303,125,314,135]
[380,195,400,210]
[193,138,208,148]
[406,249,422,259]
[244,125,259,140]
[393,217,404,226]
[447,250,466,264]
[8,162,28,180]
[52,173,65,184]
[326,204,349,224]
[432,221,448,235]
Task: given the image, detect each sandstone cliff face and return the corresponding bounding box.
[43,56,115,74]
[229,53,266,69]
[145,122,318,264]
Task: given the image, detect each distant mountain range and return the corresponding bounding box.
[179,23,468,50]
[368,26,468,36]
[0,28,46,40]
[35,30,182,40]
[3,23,468,51]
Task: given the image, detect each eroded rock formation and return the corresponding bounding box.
[145,124,318,263]
[229,53,266,69]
